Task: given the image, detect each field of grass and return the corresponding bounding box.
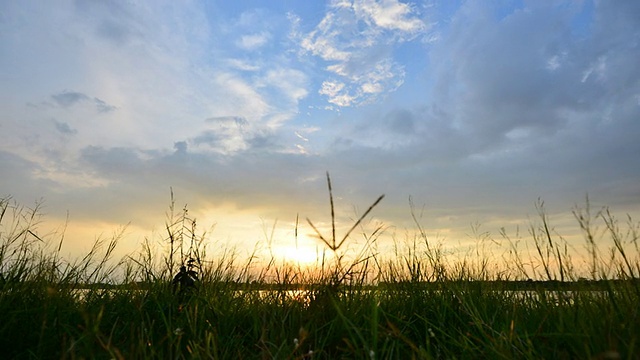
[1,179,639,359]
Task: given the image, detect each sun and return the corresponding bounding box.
[273,244,321,266]
[269,233,339,267]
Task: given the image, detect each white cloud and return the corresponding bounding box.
[320,80,359,106]
[581,56,607,83]
[353,0,425,34]
[361,82,383,94]
[546,55,561,71]
[226,58,261,71]
[301,33,351,62]
[294,131,309,142]
[299,0,428,106]
[260,68,309,104]
[238,32,270,50]
[0,0,318,191]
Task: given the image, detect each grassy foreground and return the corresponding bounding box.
[1,184,639,359]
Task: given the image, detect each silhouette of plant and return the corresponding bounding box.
[306,172,384,291]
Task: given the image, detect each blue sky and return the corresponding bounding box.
[1,1,639,266]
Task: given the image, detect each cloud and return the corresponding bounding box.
[260,68,309,105]
[228,67,309,130]
[51,91,90,107]
[53,120,77,135]
[353,0,425,34]
[1,0,639,263]
[237,32,271,50]
[94,98,117,113]
[0,150,43,199]
[348,2,640,202]
[1,0,314,182]
[226,58,261,72]
[205,116,247,125]
[193,117,249,154]
[68,143,324,216]
[194,116,294,154]
[51,91,116,113]
[73,0,145,46]
[313,0,640,216]
[174,141,188,154]
[299,0,429,106]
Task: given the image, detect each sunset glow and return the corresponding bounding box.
[272,244,323,266]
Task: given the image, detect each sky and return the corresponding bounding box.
[1,0,639,269]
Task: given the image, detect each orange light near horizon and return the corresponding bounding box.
[272,244,324,266]
[266,231,340,267]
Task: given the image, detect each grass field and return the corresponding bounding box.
[1,185,638,359]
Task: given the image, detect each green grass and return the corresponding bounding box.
[1,179,639,359]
